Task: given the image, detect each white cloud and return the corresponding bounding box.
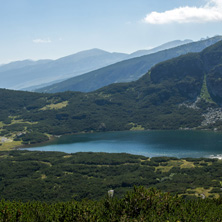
[33,38,52,43]
[143,0,222,24]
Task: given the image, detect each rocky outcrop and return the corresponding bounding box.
[201,108,222,126]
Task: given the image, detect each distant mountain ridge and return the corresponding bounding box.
[0,39,194,91]
[37,36,222,93]
[128,39,193,58]
[0,49,128,90]
[0,59,52,73]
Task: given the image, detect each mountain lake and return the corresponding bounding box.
[20,130,222,158]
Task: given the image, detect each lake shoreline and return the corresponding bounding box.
[15,129,222,159]
[15,128,215,151]
[0,124,216,153]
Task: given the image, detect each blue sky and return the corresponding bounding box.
[0,0,222,64]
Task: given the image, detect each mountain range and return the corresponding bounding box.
[0,39,194,91]
[37,36,222,93]
[0,49,128,90]
[0,39,222,146]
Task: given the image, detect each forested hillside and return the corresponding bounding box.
[2,186,222,221]
[0,151,222,201]
[1,151,222,221]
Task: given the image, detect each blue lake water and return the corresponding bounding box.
[21,130,222,158]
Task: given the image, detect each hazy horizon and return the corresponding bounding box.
[0,38,196,65]
[1,0,222,64]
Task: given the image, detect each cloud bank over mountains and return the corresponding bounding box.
[144,0,222,24]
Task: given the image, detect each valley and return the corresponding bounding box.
[1,40,222,150]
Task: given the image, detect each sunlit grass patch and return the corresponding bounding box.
[0,155,8,158]
[64,171,73,175]
[0,121,4,127]
[39,161,52,167]
[41,174,47,179]
[155,159,196,172]
[63,155,72,158]
[180,160,195,168]
[140,158,150,162]
[97,92,112,98]
[200,74,215,103]
[128,122,145,131]
[40,101,68,110]
[155,160,180,172]
[0,140,22,151]
[10,119,38,125]
[186,187,220,199]
[5,116,38,126]
[155,165,173,173]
